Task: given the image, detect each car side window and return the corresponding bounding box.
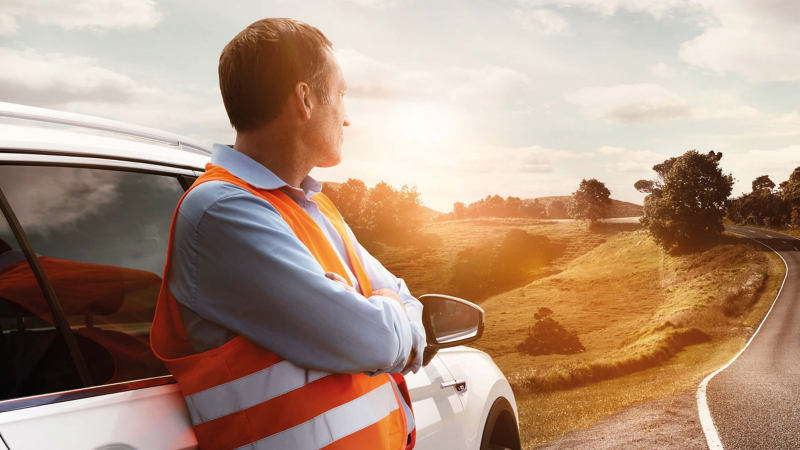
[0,207,85,400]
[0,165,185,388]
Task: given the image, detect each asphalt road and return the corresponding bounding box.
[704,225,800,449]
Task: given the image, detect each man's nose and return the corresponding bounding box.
[343,113,351,127]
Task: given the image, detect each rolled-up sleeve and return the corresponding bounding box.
[179,184,413,375]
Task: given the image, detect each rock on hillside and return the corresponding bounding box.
[527,196,643,218]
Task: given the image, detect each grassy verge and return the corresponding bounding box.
[372,219,785,448]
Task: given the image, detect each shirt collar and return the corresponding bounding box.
[211,144,323,199]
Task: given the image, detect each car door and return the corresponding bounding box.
[0,162,198,450]
[407,354,469,449]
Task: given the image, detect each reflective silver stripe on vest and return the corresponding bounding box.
[184,360,330,425]
[234,381,400,450]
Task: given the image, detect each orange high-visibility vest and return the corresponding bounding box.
[151,164,414,450]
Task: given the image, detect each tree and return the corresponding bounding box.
[546,199,568,219]
[752,175,776,192]
[453,202,466,219]
[336,178,367,228]
[638,150,734,250]
[567,179,612,225]
[520,199,547,218]
[782,167,800,228]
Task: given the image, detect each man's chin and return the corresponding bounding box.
[317,150,343,168]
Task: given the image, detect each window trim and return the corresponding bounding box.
[0,187,94,388]
[0,153,199,176]
[0,376,176,413]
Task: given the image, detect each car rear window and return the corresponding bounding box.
[0,165,185,390]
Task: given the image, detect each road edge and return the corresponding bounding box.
[696,228,793,450]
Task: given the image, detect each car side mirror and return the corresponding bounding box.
[419,294,485,366]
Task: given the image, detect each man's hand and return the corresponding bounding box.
[325,272,356,292]
[372,287,407,316]
[326,272,414,367]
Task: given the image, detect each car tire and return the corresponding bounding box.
[479,397,521,450]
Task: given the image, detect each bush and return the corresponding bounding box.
[516,308,585,356]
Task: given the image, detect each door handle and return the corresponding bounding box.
[440,379,467,393]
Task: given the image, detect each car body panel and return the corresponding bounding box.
[437,347,518,449]
[0,383,197,450]
[406,355,469,449]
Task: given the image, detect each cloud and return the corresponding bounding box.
[512,8,570,35]
[516,0,699,19]
[0,0,163,35]
[0,166,120,235]
[341,0,399,8]
[678,1,800,81]
[649,62,681,79]
[563,83,688,123]
[525,0,800,82]
[335,48,531,106]
[0,47,164,107]
[690,105,760,120]
[775,111,800,125]
[454,146,591,174]
[597,145,627,155]
[595,146,668,172]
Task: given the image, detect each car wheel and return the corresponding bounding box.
[479,397,521,450]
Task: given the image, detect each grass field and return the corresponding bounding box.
[366,218,784,448]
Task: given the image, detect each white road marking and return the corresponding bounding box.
[765,234,773,238]
[748,230,756,233]
[697,230,789,450]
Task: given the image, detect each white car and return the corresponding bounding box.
[0,102,520,450]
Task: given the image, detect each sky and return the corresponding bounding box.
[1,0,800,212]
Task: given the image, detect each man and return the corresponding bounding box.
[151,18,424,450]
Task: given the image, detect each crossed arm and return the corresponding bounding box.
[170,183,426,375]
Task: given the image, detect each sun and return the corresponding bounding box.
[393,104,456,146]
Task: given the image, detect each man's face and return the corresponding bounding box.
[309,49,350,168]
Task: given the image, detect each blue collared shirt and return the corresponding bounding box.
[168,144,423,430]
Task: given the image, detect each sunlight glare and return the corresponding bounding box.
[393,104,456,145]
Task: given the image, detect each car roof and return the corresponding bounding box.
[0,102,212,171]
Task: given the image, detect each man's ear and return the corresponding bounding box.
[294,81,314,121]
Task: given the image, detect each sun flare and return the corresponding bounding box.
[393,104,456,146]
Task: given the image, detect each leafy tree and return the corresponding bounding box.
[782,167,800,228]
[546,199,568,219]
[567,179,612,225]
[638,150,733,250]
[520,199,547,218]
[752,175,776,192]
[336,178,367,227]
[453,202,466,219]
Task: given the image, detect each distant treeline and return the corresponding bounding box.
[322,178,427,238]
[434,196,569,221]
[728,170,800,229]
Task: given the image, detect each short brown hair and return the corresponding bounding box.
[219,18,333,131]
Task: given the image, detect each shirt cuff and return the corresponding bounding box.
[364,295,413,376]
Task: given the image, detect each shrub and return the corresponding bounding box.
[516,308,585,356]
